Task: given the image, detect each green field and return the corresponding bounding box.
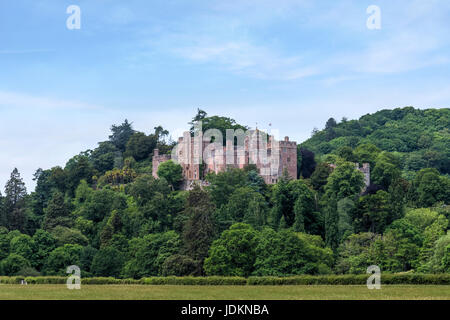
[0,284,449,300]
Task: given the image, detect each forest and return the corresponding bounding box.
[0,107,449,278]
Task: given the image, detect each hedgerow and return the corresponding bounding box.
[1,274,449,285]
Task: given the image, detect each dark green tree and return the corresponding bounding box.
[91,246,125,278]
[43,191,72,230]
[204,223,259,277]
[182,185,216,274]
[109,119,135,152]
[4,168,28,232]
[124,132,157,161]
[161,254,197,276]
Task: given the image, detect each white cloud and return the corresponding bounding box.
[172,39,321,80]
[0,91,104,110]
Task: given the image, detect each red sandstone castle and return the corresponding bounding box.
[152,128,371,190]
[152,129,297,188]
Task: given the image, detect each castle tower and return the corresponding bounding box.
[355,162,370,188]
[279,136,297,181]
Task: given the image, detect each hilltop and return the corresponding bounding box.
[300,107,449,175]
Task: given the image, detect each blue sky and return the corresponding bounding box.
[1,0,450,190]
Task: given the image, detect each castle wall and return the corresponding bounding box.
[152,130,298,186]
[152,149,171,178]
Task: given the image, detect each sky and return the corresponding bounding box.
[0,0,450,191]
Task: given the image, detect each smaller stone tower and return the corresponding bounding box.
[279,136,297,181]
[355,162,370,188]
[152,149,170,178]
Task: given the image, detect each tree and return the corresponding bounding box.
[31,168,54,217]
[124,132,157,161]
[4,168,27,207]
[189,108,207,129]
[428,232,450,273]
[127,176,176,233]
[43,192,72,230]
[50,226,89,246]
[354,144,380,168]
[298,148,316,178]
[31,229,57,270]
[291,180,318,234]
[253,228,332,276]
[382,220,423,271]
[336,146,357,162]
[371,152,401,190]
[0,227,10,260]
[204,223,259,277]
[157,160,183,189]
[323,161,365,199]
[356,190,391,234]
[4,168,28,232]
[109,119,135,152]
[0,253,31,275]
[322,162,364,251]
[324,196,339,252]
[411,168,447,207]
[10,234,34,261]
[100,210,123,248]
[161,254,197,276]
[90,141,119,174]
[243,193,269,230]
[182,185,216,273]
[122,231,180,278]
[80,246,97,274]
[271,171,293,228]
[325,117,337,141]
[91,246,125,278]
[335,232,377,274]
[310,162,332,194]
[188,110,247,145]
[337,197,355,241]
[215,187,268,231]
[65,154,95,194]
[400,208,448,271]
[42,244,83,275]
[0,192,5,228]
[80,188,126,223]
[206,168,250,208]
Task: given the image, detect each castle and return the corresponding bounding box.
[152,129,370,190]
[152,129,297,188]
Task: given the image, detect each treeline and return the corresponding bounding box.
[0,108,449,278]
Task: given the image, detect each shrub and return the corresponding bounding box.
[161,255,197,276]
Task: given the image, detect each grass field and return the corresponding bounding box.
[0,284,449,300]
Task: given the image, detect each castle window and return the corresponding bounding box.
[287,157,291,162]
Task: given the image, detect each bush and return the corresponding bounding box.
[15,267,41,277]
[161,255,197,276]
[142,276,247,285]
